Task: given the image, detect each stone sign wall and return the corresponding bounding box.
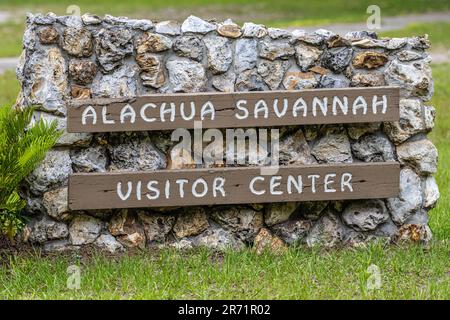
[16,13,438,252]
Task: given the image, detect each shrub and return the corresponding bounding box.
[0,105,61,239]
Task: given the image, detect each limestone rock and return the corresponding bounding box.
[69,214,103,245]
[173,208,209,238]
[351,72,385,87]
[108,210,145,248]
[94,233,124,253]
[62,27,92,57]
[321,47,353,73]
[394,224,432,244]
[71,86,91,99]
[235,69,266,91]
[212,72,236,92]
[136,53,165,88]
[342,200,389,231]
[385,60,433,101]
[253,228,287,254]
[204,35,233,74]
[92,64,138,98]
[181,15,216,34]
[95,27,133,71]
[257,59,290,90]
[107,133,166,171]
[242,22,267,38]
[81,13,102,25]
[136,32,172,54]
[347,122,380,140]
[397,50,424,62]
[155,20,181,35]
[38,26,59,44]
[191,225,245,250]
[137,211,176,243]
[29,217,69,244]
[397,139,438,175]
[43,187,70,221]
[319,73,350,88]
[299,201,329,220]
[70,146,108,172]
[235,38,258,72]
[311,127,353,163]
[351,133,395,162]
[264,202,299,226]
[306,212,343,247]
[211,206,263,243]
[385,38,408,50]
[69,60,97,85]
[279,129,316,165]
[423,105,436,130]
[26,149,73,195]
[217,20,242,38]
[259,39,295,61]
[387,168,422,225]
[352,51,388,69]
[271,219,313,245]
[166,58,206,92]
[282,71,318,90]
[423,176,439,208]
[294,43,322,71]
[268,27,291,39]
[172,35,204,61]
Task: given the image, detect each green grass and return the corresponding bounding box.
[0,70,20,106]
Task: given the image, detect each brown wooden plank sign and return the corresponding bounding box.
[67,86,400,210]
[67,87,399,132]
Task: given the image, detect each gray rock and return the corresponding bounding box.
[212,72,236,92]
[351,72,385,87]
[58,15,82,28]
[69,214,103,245]
[342,200,389,231]
[257,59,290,90]
[397,139,438,175]
[385,38,408,50]
[26,149,73,195]
[311,127,353,163]
[81,13,102,25]
[259,39,295,61]
[29,216,69,243]
[235,38,258,72]
[265,202,300,226]
[268,27,291,39]
[172,35,204,61]
[351,133,395,162]
[92,64,138,98]
[306,211,343,247]
[408,35,430,49]
[383,99,427,144]
[155,20,181,35]
[95,27,133,71]
[319,73,350,88]
[136,32,172,53]
[33,13,57,25]
[321,47,353,73]
[177,224,245,250]
[42,187,70,221]
[71,146,108,172]
[242,22,267,38]
[108,133,166,171]
[181,15,216,34]
[69,60,97,85]
[282,71,318,90]
[235,69,266,91]
[203,35,233,74]
[279,129,316,165]
[137,211,176,243]
[345,31,377,40]
[173,208,209,238]
[294,43,322,71]
[62,27,93,57]
[423,176,439,208]
[105,15,153,31]
[347,122,380,140]
[423,105,436,131]
[211,206,263,243]
[385,60,433,101]
[387,168,422,225]
[299,201,329,220]
[43,239,76,252]
[397,50,424,62]
[271,219,313,245]
[166,58,206,92]
[94,233,124,253]
[108,210,145,248]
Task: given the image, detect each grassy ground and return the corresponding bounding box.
[0,3,448,300]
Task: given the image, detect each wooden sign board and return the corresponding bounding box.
[67,87,399,133]
[68,163,400,210]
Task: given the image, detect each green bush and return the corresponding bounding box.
[0,105,61,239]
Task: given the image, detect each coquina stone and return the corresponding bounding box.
[387,168,422,225]
[203,35,233,74]
[383,99,428,144]
[321,47,353,73]
[279,128,316,165]
[351,72,385,87]
[253,228,287,254]
[294,43,322,71]
[242,22,267,38]
[264,202,300,226]
[38,26,59,44]
[351,133,395,162]
[95,27,133,71]
[26,149,73,195]
[173,208,209,238]
[62,27,92,57]
[155,20,181,35]
[217,19,242,38]
[172,35,204,61]
[69,214,103,245]
[235,69,266,91]
[396,138,438,175]
[108,210,145,248]
[282,71,318,90]
[257,59,290,90]
[70,146,108,172]
[311,127,353,163]
[136,53,165,88]
[423,105,436,130]
[42,187,70,221]
[211,206,263,243]
[342,200,389,231]
[58,15,82,28]
[70,86,91,99]
[212,72,236,92]
[69,60,97,85]
[166,58,206,92]
[92,64,138,98]
[352,51,388,69]
[327,35,351,48]
[423,176,439,208]
[181,15,216,34]
[235,38,258,72]
[137,211,176,243]
[136,32,172,54]
[385,60,433,101]
[259,39,295,61]
[182,224,245,250]
[268,27,291,40]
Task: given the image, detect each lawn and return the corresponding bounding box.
[0,3,449,300]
